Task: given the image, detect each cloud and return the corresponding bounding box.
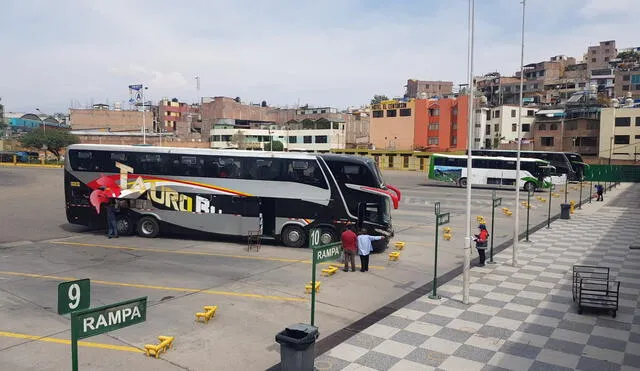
[1,0,639,113]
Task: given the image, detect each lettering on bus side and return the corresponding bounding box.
[115,161,222,214]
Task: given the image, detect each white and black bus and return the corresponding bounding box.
[64,144,400,250]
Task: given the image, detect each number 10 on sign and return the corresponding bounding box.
[58,279,90,315]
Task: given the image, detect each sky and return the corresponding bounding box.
[1,0,639,114]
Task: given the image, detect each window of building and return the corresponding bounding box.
[512,123,517,132]
[288,136,297,143]
[635,84,640,91]
[541,137,554,146]
[614,135,630,145]
[591,50,596,54]
[428,123,439,131]
[615,117,631,126]
[623,75,631,81]
[372,110,383,118]
[576,137,598,147]
[633,74,640,84]
[428,137,439,145]
[533,83,539,89]
[485,111,491,120]
[539,123,546,130]
[566,121,577,130]
[485,126,491,135]
[511,109,516,117]
[527,110,535,117]
[321,109,326,113]
[591,58,597,63]
[303,136,312,144]
[315,135,328,144]
[399,108,412,116]
[623,85,630,91]
[636,117,640,126]
[429,108,440,116]
[452,136,457,145]
[493,110,500,118]
[579,82,586,88]
[550,123,558,130]
[635,135,640,139]
[587,121,599,130]
[386,109,397,117]
[522,124,530,132]
[539,70,545,77]
[605,57,610,62]
[494,124,499,132]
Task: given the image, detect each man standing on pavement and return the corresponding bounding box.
[341,224,357,272]
[105,198,119,239]
[357,228,383,272]
[596,184,604,201]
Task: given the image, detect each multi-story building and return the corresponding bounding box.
[614,68,640,100]
[157,98,200,137]
[532,91,601,156]
[209,120,346,151]
[201,96,367,148]
[598,97,640,163]
[404,79,453,99]
[586,40,617,74]
[484,105,538,149]
[369,96,473,152]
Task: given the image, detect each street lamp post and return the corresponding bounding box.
[512,0,526,267]
[36,108,45,134]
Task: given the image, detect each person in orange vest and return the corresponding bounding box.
[473,224,489,266]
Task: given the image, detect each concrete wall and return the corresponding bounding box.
[70,109,153,132]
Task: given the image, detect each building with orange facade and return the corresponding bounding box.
[369,95,470,152]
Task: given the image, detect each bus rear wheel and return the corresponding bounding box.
[320,228,336,245]
[281,224,306,248]
[524,181,536,193]
[137,216,160,238]
[458,177,467,187]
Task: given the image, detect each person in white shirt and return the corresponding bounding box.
[357,228,383,272]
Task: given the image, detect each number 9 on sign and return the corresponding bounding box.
[57,279,90,315]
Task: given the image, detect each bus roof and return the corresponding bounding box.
[471,149,580,156]
[433,153,548,163]
[67,143,320,160]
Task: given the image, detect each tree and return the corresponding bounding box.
[370,95,389,105]
[19,128,79,160]
[229,130,247,149]
[264,140,284,151]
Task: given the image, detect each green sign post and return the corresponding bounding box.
[429,202,449,300]
[489,191,501,264]
[309,228,342,326]
[547,183,554,229]
[70,297,147,371]
[58,279,90,315]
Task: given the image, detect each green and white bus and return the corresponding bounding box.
[427,153,557,192]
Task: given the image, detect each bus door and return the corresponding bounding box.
[357,202,381,231]
[258,198,276,236]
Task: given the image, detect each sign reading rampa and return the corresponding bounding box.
[71,297,147,340]
[313,242,342,264]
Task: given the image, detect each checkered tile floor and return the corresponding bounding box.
[315,184,640,371]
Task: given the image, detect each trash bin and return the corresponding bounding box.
[275,323,319,371]
[560,203,571,219]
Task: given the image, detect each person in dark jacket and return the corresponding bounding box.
[474,224,489,266]
[105,198,119,239]
[595,184,604,201]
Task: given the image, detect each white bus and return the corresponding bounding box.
[427,153,558,192]
[64,144,401,250]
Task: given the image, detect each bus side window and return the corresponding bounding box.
[71,150,96,171]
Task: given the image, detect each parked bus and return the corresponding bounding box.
[64,144,400,250]
[428,153,556,192]
[468,149,586,181]
[0,151,39,163]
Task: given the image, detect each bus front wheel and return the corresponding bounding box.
[137,216,160,238]
[281,224,306,248]
[524,181,536,193]
[320,228,336,245]
[458,178,467,187]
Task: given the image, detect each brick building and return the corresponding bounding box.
[404,79,453,99]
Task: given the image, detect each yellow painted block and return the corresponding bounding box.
[394,241,405,250]
[321,266,338,276]
[443,233,452,241]
[305,281,321,293]
[389,252,400,261]
[442,227,451,233]
[144,336,175,358]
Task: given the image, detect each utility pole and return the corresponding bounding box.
[512,0,526,268]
